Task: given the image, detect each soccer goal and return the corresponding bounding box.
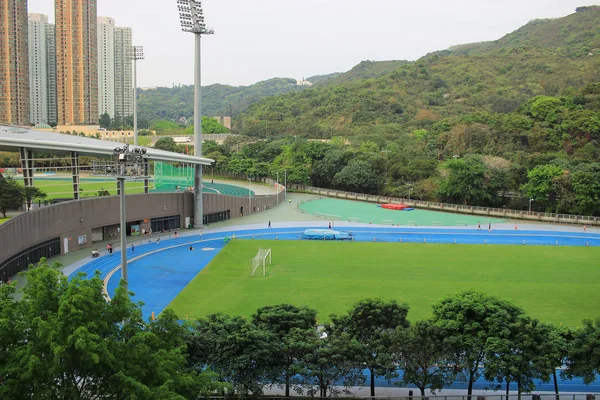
[349,217,360,223]
[251,248,272,277]
[432,221,443,226]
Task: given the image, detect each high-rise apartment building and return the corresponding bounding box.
[114,26,133,120]
[28,13,48,125]
[46,23,57,126]
[55,0,98,125]
[0,0,30,126]
[97,16,115,118]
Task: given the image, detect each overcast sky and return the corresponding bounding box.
[28,0,599,88]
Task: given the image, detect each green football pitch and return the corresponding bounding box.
[168,240,600,327]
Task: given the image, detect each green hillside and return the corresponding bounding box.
[137,77,307,122]
[234,7,600,137]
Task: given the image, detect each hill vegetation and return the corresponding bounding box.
[137,77,307,124]
[198,8,600,216]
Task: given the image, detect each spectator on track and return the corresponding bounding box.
[268,220,271,228]
[131,243,135,254]
[477,222,481,231]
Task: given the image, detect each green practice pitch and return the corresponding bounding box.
[168,240,600,327]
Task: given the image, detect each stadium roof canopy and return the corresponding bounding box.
[0,126,213,165]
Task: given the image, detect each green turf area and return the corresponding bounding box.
[168,240,600,327]
[0,217,10,225]
[299,198,503,226]
[27,179,146,199]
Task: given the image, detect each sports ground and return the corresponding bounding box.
[21,176,253,199]
[299,197,504,226]
[169,239,600,326]
[67,221,600,328]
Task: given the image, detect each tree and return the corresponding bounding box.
[438,156,496,205]
[0,258,220,399]
[330,298,410,397]
[187,314,280,397]
[201,116,230,134]
[565,318,600,385]
[520,164,564,212]
[0,177,23,217]
[154,137,179,153]
[99,112,111,129]
[393,320,451,396]
[484,317,552,399]
[300,330,364,397]
[332,159,381,194]
[311,149,349,188]
[252,304,318,396]
[23,186,46,211]
[432,290,524,396]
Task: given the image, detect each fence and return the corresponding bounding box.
[289,185,600,227]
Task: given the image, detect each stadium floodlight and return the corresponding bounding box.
[111,145,150,288]
[177,0,214,228]
[131,46,144,147]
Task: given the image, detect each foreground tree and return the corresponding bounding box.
[188,313,280,397]
[565,318,600,385]
[331,298,410,396]
[252,304,318,396]
[0,259,219,399]
[484,317,552,399]
[432,290,524,397]
[300,330,364,397]
[393,320,451,396]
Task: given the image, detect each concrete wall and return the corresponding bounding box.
[0,189,285,269]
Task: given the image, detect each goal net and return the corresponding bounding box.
[251,248,272,277]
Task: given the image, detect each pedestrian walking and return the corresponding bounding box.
[268,220,271,228]
[288,198,292,206]
[488,223,492,232]
[156,237,161,245]
[328,222,332,229]
[131,243,135,254]
[477,222,481,231]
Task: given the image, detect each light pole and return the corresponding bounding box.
[408,188,413,203]
[177,0,214,228]
[529,198,534,215]
[132,46,144,146]
[248,177,252,215]
[112,145,149,288]
[284,169,287,199]
[276,171,279,206]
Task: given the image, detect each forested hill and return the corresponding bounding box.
[137,77,307,122]
[234,6,600,138]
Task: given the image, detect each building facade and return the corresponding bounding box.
[45,22,57,126]
[97,16,115,118]
[55,0,98,125]
[28,13,48,125]
[0,0,30,126]
[114,26,133,120]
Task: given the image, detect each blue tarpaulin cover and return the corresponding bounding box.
[302,229,353,240]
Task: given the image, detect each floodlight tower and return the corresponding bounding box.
[177,0,214,228]
[132,46,144,146]
[112,145,149,288]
